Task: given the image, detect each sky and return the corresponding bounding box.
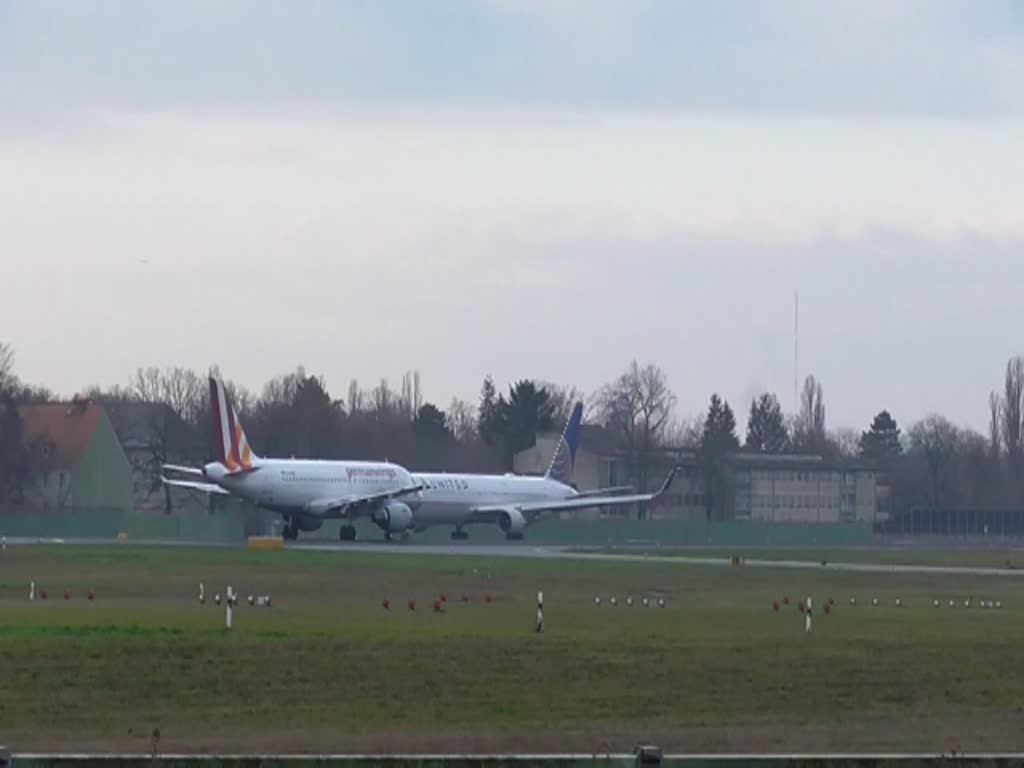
[1,0,1023,434]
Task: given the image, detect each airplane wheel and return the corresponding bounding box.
[339,525,357,542]
[282,525,298,542]
[450,529,469,541]
[505,532,524,541]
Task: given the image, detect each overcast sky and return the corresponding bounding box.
[1,1,1022,433]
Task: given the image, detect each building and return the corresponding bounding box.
[728,453,878,524]
[513,424,702,520]
[18,401,134,513]
[514,427,881,525]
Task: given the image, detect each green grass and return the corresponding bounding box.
[2,544,1024,753]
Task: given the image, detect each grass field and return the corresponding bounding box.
[1,543,1024,754]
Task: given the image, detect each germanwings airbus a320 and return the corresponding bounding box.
[163,377,678,542]
[161,377,424,541]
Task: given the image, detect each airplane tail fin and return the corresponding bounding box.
[545,401,584,485]
[209,376,259,472]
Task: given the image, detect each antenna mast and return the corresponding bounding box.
[794,290,799,413]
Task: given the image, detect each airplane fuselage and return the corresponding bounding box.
[207,459,414,519]
[408,472,577,529]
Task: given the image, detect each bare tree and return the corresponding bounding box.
[909,415,962,513]
[132,366,205,424]
[989,390,1002,458]
[399,371,423,421]
[537,381,584,428]
[347,379,365,414]
[446,397,478,442]
[829,427,860,459]
[0,342,14,397]
[793,375,826,453]
[372,378,395,416]
[595,361,677,509]
[1003,357,1024,458]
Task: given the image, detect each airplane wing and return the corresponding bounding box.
[162,464,205,478]
[161,477,231,495]
[304,483,424,518]
[571,485,635,499]
[472,466,680,521]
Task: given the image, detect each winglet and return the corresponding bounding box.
[545,401,584,485]
[654,465,681,497]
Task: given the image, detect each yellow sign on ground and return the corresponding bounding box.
[247,536,284,551]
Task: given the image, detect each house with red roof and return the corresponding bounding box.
[18,399,133,513]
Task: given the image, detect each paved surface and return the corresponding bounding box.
[295,541,1024,577]
[5,536,1024,578]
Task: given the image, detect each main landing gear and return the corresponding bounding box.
[450,527,469,541]
[339,524,358,542]
[282,522,299,542]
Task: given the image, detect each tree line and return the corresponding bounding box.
[3,339,1024,520]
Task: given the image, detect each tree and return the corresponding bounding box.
[0,396,27,504]
[745,393,788,452]
[830,428,861,459]
[347,379,365,414]
[0,342,15,398]
[496,380,555,464]
[792,375,827,454]
[1002,357,1024,459]
[477,375,500,446]
[700,394,739,521]
[399,371,423,421]
[538,381,584,428]
[909,415,962,513]
[989,391,1002,458]
[132,366,205,425]
[595,361,677,515]
[446,398,477,443]
[413,403,451,443]
[859,410,902,462]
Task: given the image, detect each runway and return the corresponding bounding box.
[296,541,1024,577]
[5,536,1024,578]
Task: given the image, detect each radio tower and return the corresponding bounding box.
[794,290,799,413]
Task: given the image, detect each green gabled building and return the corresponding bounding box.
[19,401,134,513]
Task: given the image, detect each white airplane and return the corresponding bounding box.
[164,377,677,543]
[162,377,423,541]
[401,401,679,542]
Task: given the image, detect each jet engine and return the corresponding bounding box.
[497,508,526,537]
[373,502,415,533]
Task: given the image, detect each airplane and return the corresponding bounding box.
[161,377,423,541]
[401,401,680,542]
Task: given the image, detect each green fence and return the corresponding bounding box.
[0,508,246,542]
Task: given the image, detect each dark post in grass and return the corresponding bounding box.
[536,590,544,633]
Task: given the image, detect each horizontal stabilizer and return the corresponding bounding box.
[161,464,205,478]
[161,477,231,495]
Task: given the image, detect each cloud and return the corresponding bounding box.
[0,106,1022,434]
[1,1,1021,119]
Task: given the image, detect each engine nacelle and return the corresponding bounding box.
[497,508,526,535]
[373,502,415,533]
